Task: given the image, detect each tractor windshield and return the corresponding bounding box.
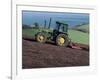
[56,21,68,33]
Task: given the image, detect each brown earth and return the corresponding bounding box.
[22,36,89,69]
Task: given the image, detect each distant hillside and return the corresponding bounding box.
[71,24,89,33]
[22,24,40,29]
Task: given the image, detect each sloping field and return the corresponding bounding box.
[22,28,53,37]
[76,24,89,31]
[22,28,40,37]
[72,24,89,33]
[68,29,89,45]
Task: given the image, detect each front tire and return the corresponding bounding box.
[36,32,47,43]
[56,34,69,46]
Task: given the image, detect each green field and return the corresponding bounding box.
[23,28,40,37]
[22,28,53,38]
[68,29,89,45]
[23,27,89,45]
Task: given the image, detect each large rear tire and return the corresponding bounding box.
[56,34,69,46]
[36,32,47,43]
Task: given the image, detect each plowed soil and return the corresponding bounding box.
[22,36,89,69]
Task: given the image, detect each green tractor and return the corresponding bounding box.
[35,19,71,47]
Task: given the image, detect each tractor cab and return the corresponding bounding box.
[55,21,68,34]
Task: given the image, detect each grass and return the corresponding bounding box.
[68,29,89,45]
[72,24,89,33]
[22,28,39,37]
[76,24,89,30]
[22,28,53,38]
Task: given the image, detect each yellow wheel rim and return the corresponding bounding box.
[58,37,65,45]
[37,35,44,42]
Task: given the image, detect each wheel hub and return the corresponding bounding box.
[59,37,65,44]
[38,35,44,41]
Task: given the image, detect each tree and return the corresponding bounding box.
[22,24,31,29]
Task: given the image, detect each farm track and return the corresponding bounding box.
[22,35,89,69]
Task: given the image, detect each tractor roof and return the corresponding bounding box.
[56,21,68,26]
